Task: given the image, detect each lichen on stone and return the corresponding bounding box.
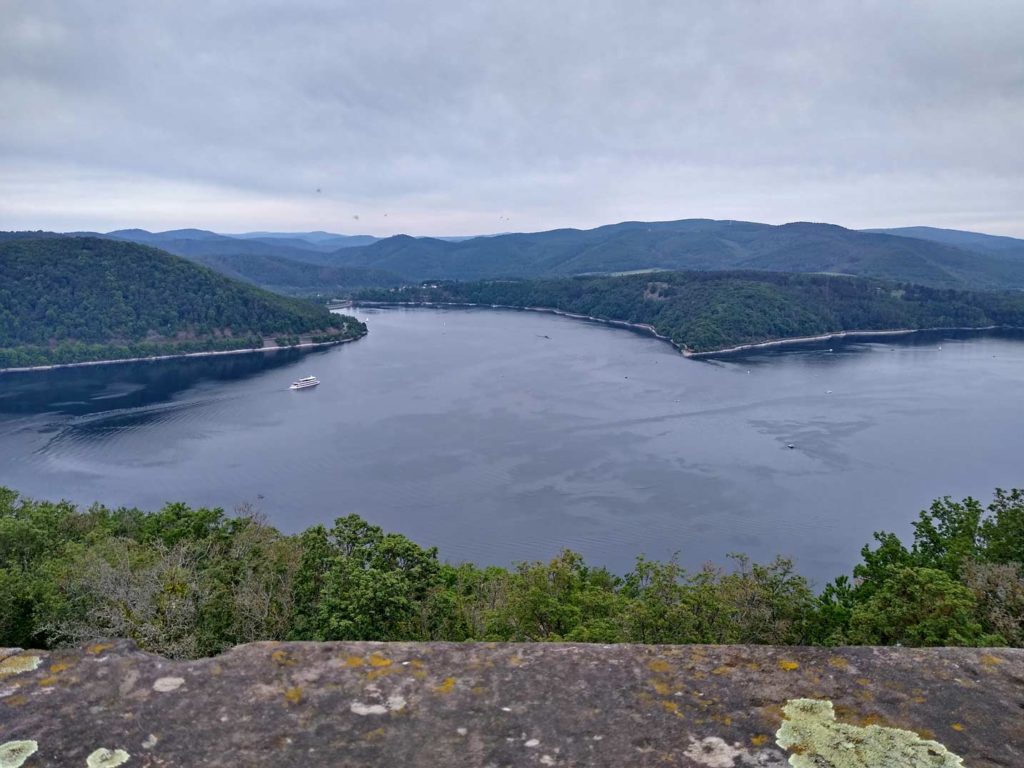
[86,747,131,767]
[0,655,41,678]
[775,698,963,767]
[0,740,38,768]
[152,676,185,693]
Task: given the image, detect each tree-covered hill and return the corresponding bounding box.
[0,236,365,368]
[171,251,404,295]
[357,271,1024,353]
[332,219,1024,290]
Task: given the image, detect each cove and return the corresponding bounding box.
[1,307,1022,586]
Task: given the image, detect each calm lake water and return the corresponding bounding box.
[2,307,1022,585]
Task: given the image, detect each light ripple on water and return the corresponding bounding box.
[1,311,1023,583]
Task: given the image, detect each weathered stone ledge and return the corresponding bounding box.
[1,642,1021,767]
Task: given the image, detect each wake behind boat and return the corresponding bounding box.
[290,375,320,390]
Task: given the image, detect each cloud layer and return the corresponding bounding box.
[2,0,1022,235]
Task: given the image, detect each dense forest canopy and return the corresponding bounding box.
[356,271,1024,352]
[1,486,1020,657]
[0,236,365,367]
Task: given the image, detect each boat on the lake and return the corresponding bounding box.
[290,376,320,390]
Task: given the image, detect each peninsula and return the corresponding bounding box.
[0,235,366,370]
[354,271,1024,354]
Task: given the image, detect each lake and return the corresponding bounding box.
[1,307,1022,586]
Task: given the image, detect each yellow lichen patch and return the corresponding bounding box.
[48,660,74,674]
[283,686,303,705]
[368,653,392,668]
[778,660,800,671]
[647,659,671,674]
[710,665,733,676]
[978,653,1003,667]
[434,677,456,694]
[410,669,427,680]
[343,656,365,668]
[651,679,671,695]
[507,655,524,667]
[362,727,387,741]
[86,643,114,655]
[1,694,27,707]
[659,700,680,716]
[407,659,425,669]
[777,698,963,768]
[271,650,297,667]
[750,734,768,747]
[37,676,59,687]
[0,656,41,678]
[916,728,935,741]
[826,656,849,670]
[950,723,964,732]
[366,666,399,682]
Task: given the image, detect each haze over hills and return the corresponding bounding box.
[48,219,1024,296]
[864,226,1024,259]
[326,220,1024,290]
[83,228,401,293]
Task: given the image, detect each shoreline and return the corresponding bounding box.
[354,300,684,351]
[0,335,363,375]
[352,301,1012,356]
[685,326,1003,357]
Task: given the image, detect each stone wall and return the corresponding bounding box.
[1,642,1022,767]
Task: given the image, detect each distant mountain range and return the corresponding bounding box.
[43,220,1024,295]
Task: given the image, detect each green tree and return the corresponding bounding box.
[980,488,1024,564]
[848,567,987,646]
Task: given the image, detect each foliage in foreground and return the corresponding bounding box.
[0,487,1021,658]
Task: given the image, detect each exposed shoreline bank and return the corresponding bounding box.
[0,335,363,375]
[353,300,1012,357]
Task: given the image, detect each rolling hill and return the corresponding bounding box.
[56,220,1024,296]
[0,235,365,368]
[329,219,1024,290]
[864,226,1024,260]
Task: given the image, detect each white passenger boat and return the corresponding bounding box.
[289,376,320,390]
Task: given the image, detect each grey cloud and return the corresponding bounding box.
[1,0,1022,235]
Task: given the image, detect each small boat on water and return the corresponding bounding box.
[290,376,320,390]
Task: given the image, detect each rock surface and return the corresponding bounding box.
[1,641,1021,767]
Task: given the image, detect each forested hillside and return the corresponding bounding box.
[331,219,1024,289]
[176,251,403,295]
[56,220,1024,295]
[0,236,365,368]
[1,485,1020,657]
[865,226,1024,259]
[357,271,1024,353]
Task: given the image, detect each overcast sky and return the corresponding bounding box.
[2,0,1022,237]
